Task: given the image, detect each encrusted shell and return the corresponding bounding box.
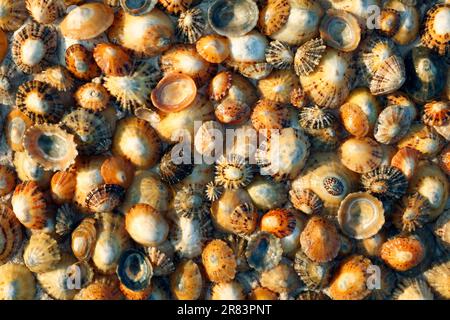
[361,166,408,201]
[259,259,301,295]
[23,124,78,171]
[170,215,209,259]
[112,117,161,169]
[173,184,209,219]
[337,192,385,240]
[202,239,237,283]
[421,4,450,56]
[12,22,57,74]
[0,263,36,300]
[23,233,61,273]
[117,249,153,300]
[300,216,340,263]
[0,205,23,264]
[215,154,253,190]
[146,246,174,276]
[62,109,112,156]
[0,0,28,31]
[60,3,114,40]
[326,255,372,300]
[16,80,64,124]
[65,44,101,81]
[11,181,50,230]
[319,9,361,52]
[299,104,336,130]
[170,259,203,300]
[256,127,310,181]
[85,184,125,213]
[245,231,283,272]
[208,0,258,37]
[299,48,355,109]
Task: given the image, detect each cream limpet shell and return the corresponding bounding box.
[338,192,385,240]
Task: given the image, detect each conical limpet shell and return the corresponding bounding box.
[258,0,290,36]
[257,69,299,104]
[393,193,430,233]
[361,166,408,201]
[384,0,420,46]
[265,40,294,70]
[337,192,385,240]
[421,4,450,56]
[60,3,114,40]
[299,48,355,109]
[294,37,326,77]
[0,205,23,264]
[170,260,203,300]
[196,34,230,64]
[0,165,17,197]
[23,232,61,273]
[319,9,361,52]
[397,123,444,158]
[34,66,75,92]
[0,263,36,300]
[26,0,64,25]
[374,105,413,145]
[176,7,205,44]
[202,239,237,283]
[338,137,383,174]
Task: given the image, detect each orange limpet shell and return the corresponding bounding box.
[327,255,372,300]
[151,73,197,113]
[338,137,383,174]
[300,216,341,263]
[75,82,110,112]
[65,44,101,81]
[249,287,278,300]
[50,170,76,204]
[0,205,23,264]
[100,155,135,189]
[208,70,233,101]
[60,3,114,40]
[251,99,289,132]
[196,34,230,63]
[11,181,49,230]
[391,147,421,179]
[0,165,16,196]
[119,282,152,300]
[339,102,370,137]
[438,145,450,176]
[258,0,290,35]
[0,29,7,63]
[201,239,237,283]
[215,98,251,125]
[422,100,449,127]
[93,43,132,76]
[74,282,116,300]
[380,235,426,272]
[260,208,296,238]
[170,260,203,300]
[4,109,33,152]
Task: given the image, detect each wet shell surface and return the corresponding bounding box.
[300,216,341,263]
[337,192,385,240]
[60,3,114,40]
[260,209,296,238]
[380,234,427,272]
[117,249,153,298]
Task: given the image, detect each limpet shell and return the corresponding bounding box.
[65,44,101,81]
[338,137,383,174]
[392,278,433,300]
[319,9,361,52]
[384,0,420,45]
[265,40,294,70]
[23,124,78,171]
[361,166,408,201]
[151,73,197,113]
[245,231,283,272]
[4,109,33,152]
[196,34,230,64]
[424,260,450,299]
[60,3,114,40]
[120,0,157,16]
[85,184,125,213]
[421,4,450,56]
[293,37,326,76]
[393,193,430,233]
[208,0,259,37]
[258,0,290,36]
[0,0,28,31]
[294,250,333,290]
[337,192,385,240]
[260,209,296,238]
[374,103,415,145]
[398,123,444,158]
[23,233,61,273]
[117,249,153,300]
[257,69,299,104]
[380,234,427,272]
[0,263,36,300]
[0,165,17,197]
[71,217,97,262]
[170,260,203,300]
[0,205,23,264]
[176,7,205,44]
[93,43,132,77]
[202,239,237,283]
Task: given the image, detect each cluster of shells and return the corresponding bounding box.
[0,0,448,301]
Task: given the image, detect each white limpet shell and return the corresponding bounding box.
[319,9,361,52]
[373,105,413,145]
[246,175,287,211]
[228,31,268,63]
[291,152,359,215]
[338,192,385,240]
[338,137,384,174]
[318,0,381,26]
[269,0,324,46]
[408,162,448,221]
[170,215,208,259]
[384,0,420,46]
[299,48,355,109]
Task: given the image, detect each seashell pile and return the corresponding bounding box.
[0,0,448,301]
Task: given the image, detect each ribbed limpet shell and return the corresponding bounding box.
[338,137,383,174]
[397,123,444,158]
[337,192,385,240]
[374,105,413,145]
[0,0,28,31]
[421,4,450,56]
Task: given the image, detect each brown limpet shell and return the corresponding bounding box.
[65,44,101,81]
[202,239,237,283]
[151,73,197,113]
[260,209,296,238]
[93,43,133,77]
[380,235,426,272]
[258,0,290,36]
